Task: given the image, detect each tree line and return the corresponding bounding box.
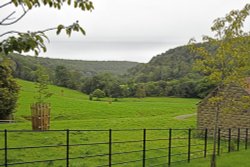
[8,50,217,99]
[9,53,138,79]
[10,61,216,99]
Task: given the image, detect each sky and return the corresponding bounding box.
[1,0,250,62]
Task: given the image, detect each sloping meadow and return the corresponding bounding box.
[0,79,201,166]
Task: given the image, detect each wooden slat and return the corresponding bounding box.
[31,103,50,131]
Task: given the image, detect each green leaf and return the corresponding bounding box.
[12,0,18,6]
[66,28,71,36]
[34,50,39,56]
[56,24,64,35]
[36,35,44,43]
[48,0,53,7]
[24,0,32,9]
[67,0,71,5]
[74,1,78,8]
[79,27,86,35]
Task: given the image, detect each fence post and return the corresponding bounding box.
[109,129,112,167]
[204,128,208,158]
[168,128,172,166]
[245,128,248,150]
[217,128,221,156]
[143,129,146,167]
[228,128,231,153]
[237,128,240,151]
[4,129,7,167]
[66,129,70,167]
[187,129,191,163]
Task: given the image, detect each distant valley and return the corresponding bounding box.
[8,44,215,98]
[9,53,139,77]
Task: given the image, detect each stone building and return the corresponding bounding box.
[197,78,250,137]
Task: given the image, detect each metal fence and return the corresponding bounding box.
[0,128,249,167]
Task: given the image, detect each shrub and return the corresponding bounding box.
[92,89,105,100]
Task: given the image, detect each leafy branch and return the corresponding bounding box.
[0,0,93,56]
[0,21,86,55]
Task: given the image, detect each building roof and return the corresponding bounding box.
[198,78,250,106]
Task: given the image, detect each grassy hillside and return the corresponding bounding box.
[0,79,201,166]
[3,79,199,130]
[1,80,248,167]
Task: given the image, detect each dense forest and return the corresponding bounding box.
[127,46,194,82]
[9,45,216,99]
[125,45,215,98]
[9,54,139,79]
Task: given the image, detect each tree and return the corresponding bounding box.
[54,65,71,88]
[70,70,83,90]
[0,0,94,56]
[31,64,52,130]
[10,54,38,81]
[109,82,123,99]
[54,66,83,90]
[189,4,250,167]
[92,89,105,100]
[0,0,94,119]
[34,65,52,104]
[135,84,146,98]
[195,78,216,98]
[120,85,130,97]
[81,73,119,95]
[0,56,19,119]
[145,82,161,97]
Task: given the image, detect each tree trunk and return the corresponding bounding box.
[211,102,220,167]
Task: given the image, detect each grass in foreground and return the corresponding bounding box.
[0,79,203,166]
[174,149,250,167]
[1,79,200,130]
[0,80,249,167]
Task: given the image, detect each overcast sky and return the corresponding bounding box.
[2,0,250,62]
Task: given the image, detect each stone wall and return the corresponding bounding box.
[197,84,250,138]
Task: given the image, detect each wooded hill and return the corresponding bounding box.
[9,53,139,79]
[8,45,216,98]
[125,45,215,98]
[126,46,195,82]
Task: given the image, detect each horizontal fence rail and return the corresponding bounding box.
[0,128,249,166]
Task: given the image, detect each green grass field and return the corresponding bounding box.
[0,79,249,166]
[174,149,250,167]
[2,79,199,130]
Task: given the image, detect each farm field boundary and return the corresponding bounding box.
[0,128,249,167]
